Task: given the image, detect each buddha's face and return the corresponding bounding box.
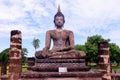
[54,16,64,28]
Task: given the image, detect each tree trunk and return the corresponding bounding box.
[1,62,7,75]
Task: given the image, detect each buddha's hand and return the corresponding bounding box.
[42,48,48,53]
[56,47,65,52]
[61,46,73,51]
[51,47,60,52]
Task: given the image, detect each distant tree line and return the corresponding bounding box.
[75,35,120,66]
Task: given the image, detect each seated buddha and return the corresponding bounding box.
[35,6,86,59]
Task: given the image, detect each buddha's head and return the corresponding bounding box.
[54,5,65,29]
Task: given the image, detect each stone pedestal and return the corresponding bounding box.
[8,30,22,80]
[21,71,102,80]
[21,57,103,79]
[98,42,111,80]
[30,58,89,72]
[27,57,35,70]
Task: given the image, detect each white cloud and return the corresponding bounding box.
[0,0,52,39]
[103,29,120,48]
[56,1,120,35]
[0,1,25,20]
[0,23,47,39]
[104,29,120,40]
[55,0,120,47]
[0,0,120,55]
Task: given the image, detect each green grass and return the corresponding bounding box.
[112,66,120,69]
[111,66,120,73]
[88,64,120,73]
[22,64,27,72]
[0,65,28,76]
[89,65,98,69]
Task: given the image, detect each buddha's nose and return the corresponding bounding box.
[58,21,61,24]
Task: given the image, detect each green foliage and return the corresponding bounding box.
[0,48,10,74]
[86,35,110,45]
[0,48,28,64]
[109,43,120,66]
[32,37,40,51]
[75,35,110,63]
[85,35,110,62]
[75,45,86,52]
[85,35,110,63]
[0,48,9,63]
[22,48,28,64]
[75,35,120,65]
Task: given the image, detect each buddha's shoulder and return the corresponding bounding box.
[63,29,73,33]
[46,30,56,33]
[46,29,73,33]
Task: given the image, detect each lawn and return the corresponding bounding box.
[22,64,27,72]
[89,64,120,73]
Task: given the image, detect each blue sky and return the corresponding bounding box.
[0,0,120,57]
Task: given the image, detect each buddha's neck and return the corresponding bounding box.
[56,28,63,32]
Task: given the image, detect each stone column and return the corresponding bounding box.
[9,30,22,80]
[98,42,111,80]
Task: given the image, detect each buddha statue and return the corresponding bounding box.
[35,6,86,59]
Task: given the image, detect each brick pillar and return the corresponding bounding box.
[98,42,111,80]
[8,30,22,80]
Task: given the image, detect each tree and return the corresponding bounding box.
[32,38,40,52]
[22,48,28,64]
[0,48,9,75]
[75,35,110,63]
[85,35,110,63]
[76,35,120,65]
[75,44,86,52]
[109,43,120,66]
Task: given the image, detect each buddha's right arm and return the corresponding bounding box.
[44,31,51,50]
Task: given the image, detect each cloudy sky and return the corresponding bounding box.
[0,0,120,57]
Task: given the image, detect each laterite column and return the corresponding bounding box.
[9,30,22,80]
[98,42,111,80]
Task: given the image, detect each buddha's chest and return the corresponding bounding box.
[50,31,69,40]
